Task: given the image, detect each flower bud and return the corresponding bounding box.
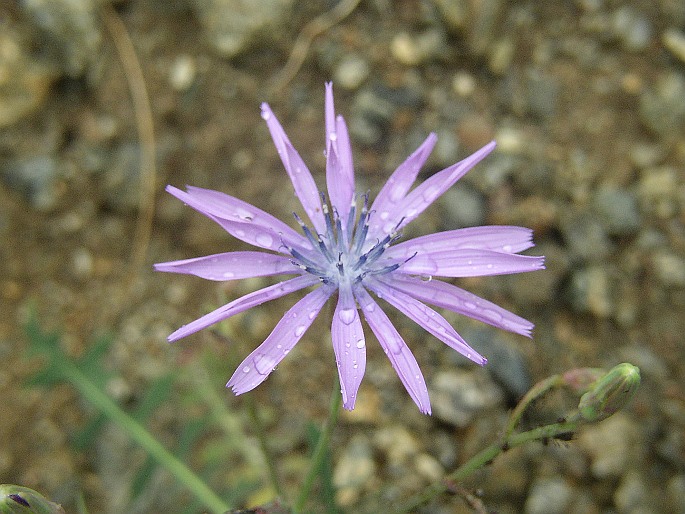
[0,485,65,514]
[578,363,640,422]
[561,367,605,395]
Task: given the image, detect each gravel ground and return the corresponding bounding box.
[1,0,684,513]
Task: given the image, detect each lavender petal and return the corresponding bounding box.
[324,82,355,229]
[369,133,437,237]
[365,278,487,365]
[331,284,367,410]
[355,286,431,414]
[227,285,334,394]
[386,226,535,260]
[167,275,320,342]
[261,103,325,233]
[380,274,534,337]
[167,185,309,252]
[154,251,298,281]
[374,141,496,237]
[397,249,545,277]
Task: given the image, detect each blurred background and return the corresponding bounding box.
[1,0,684,512]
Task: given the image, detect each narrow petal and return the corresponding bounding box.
[369,133,437,237]
[167,185,309,252]
[365,278,487,365]
[331,284,367,410]
[154,251,298,281]
[325,83,355,229]
[167,275,320,342]
[355,286,431,414]
[374,141,496,237]
[386,226,535,260]
[380,274,534,337]
[227,285,335,395]
[261,103,325,233]
[397,249,545,277]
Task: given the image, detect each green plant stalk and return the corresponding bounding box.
[57,359,230,514]
[292,377,342,514]
[503,374,563,438]
[247,396,285,499]
[396,418,579,512]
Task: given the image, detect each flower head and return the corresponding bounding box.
[155,83,544,414]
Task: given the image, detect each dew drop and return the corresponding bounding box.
[235,207,253,221]
[422,185,440,202]
[502,244,513,253]
[329,132,337,141]
[256,233,274,247]
[486,263,494,269]
[254,353,278,374]
[242,366,250,373]
[236,229,246,238]
[379,211,390,220]
[294,325,306,337]
[308,310,317,320]
[355,339,365,349]
[390,185,404,201]
[261,109,270,121]
[464,301,477,310]
[223,271,235,278]
[338,308,356,325]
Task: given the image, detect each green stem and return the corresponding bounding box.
[504,374,563,438]
[247,396,285,499]
[293,377,342,514]
[59,360,230,514]
[396,419,579,512]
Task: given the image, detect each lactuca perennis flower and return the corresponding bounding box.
[155,83,544,414]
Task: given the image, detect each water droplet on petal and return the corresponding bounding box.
[308,310,317,320]
[256,233,274,247]
[338,308,357,325]
[235,207,253,221]
[502,244,513,253]
[294,325,306,337]
[356,339,365,349]
[422,185,440,202]
[380,211,390,220]
[464,301,477,310]
[236,229,246,238]
[254,352,278,374]
[261,109,270,121]
[390,185,404,202]
[242,366,250,373]
[329,132,337,141]
[223,271,235,278]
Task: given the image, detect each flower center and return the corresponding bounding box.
[286,193,403,286]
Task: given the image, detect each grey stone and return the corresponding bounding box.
[525,477,574,514]
[639,72,685,137]
[431,370,504,427]
[592,187,641,236]
[191,0,294,58]
[0,155,60,210]
[568,265,615,318]
[21,0,102,76]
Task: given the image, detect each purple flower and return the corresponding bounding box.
[155,83,544,414]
